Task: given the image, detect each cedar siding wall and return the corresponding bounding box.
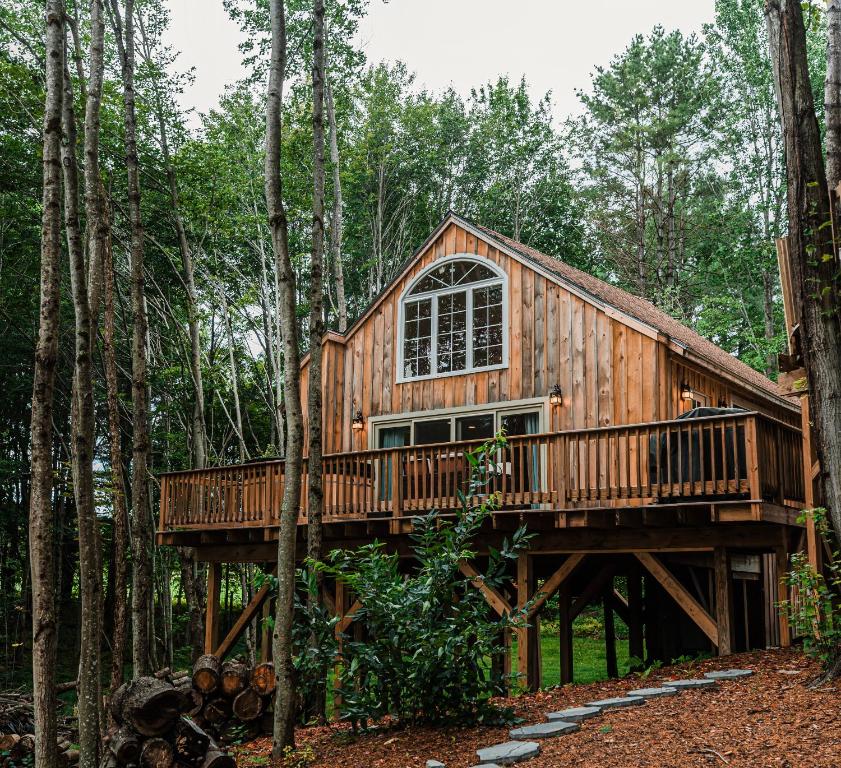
[301,222,796,452]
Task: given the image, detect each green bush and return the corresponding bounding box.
[326,435,532,728]
[782,509,841,670]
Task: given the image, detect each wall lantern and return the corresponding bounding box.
[680,382,693,401]
[352,410,364,431]
[549,384,564,406]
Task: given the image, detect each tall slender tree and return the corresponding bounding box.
[28,3,65,766]
[265,0,303,752]
[109,0,153,675]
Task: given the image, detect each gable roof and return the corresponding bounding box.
[331,212,793,409]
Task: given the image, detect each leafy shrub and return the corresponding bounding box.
[326,435,532,727]
[783,509,841,669]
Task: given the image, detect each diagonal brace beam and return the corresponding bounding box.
[459,560,513,617]
[214,564,277,660]
[528,553,586,620]
[635,552,718,646]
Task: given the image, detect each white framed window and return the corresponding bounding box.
[398,255,508,382]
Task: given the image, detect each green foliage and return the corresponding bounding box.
[783,509,841,667]
[324,435,531,727]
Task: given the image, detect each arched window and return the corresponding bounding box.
[399,256,507,381]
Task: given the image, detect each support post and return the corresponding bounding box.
[205,562,222,654]
[558,582,573,685]
[516,553,540,691]
[627,565,644,670]
[714,547,733,656]
[603,584,617,678]
[333,580,345,718]
[776,536,791,648]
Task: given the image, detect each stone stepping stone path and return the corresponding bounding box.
[666,678,718,690]
[704,669,753,680]
[627,686,678,698]
[509,721,579,740]
[475,740,540,765]
[545,705,602,722]
[460,669,753,768]
[584,695,645,710]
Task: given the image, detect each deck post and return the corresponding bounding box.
[603,583,618,678]
[776,534,791,648]
[558,581,573,684]
[627,565,644,669]
[714,547,733,656]
[205,562,222,654]
[516,553,540,691]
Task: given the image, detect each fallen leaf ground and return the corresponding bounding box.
[235,648,841,768]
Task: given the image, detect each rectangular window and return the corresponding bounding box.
[437,291,468,373]
[456,413,495,441]
[414,418,451,445]
[403,298,432,378]
[472,284,503,368]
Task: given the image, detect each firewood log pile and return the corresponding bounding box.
[0,692,77,768]
[105,675,236,768]
[188,656,275,745]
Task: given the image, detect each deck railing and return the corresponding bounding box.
[158,412,804,532]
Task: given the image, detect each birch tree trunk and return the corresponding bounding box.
[60,2,105,760]
[767,0,841,561]
[265,0,304,752]
[110,0,153,675]
[221,291,247,462]
[138,10,206,469]
[102,195,130,698]
[326,77,347,332]
[29,4,65,767]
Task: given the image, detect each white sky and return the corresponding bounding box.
[165,0,717,126]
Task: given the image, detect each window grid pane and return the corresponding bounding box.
[437,290,468,373]
[404,298,432,378]
[472,284,503,368]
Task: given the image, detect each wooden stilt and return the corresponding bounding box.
[714,547,733,656]
[776,535,791,648]
[603,583,617,678]
[205,562,222,654]
[558,582,573,685]
[627,566,644,669]
[516,554,540,691]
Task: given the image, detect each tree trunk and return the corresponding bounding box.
[110,0,153,676]
[265,0,304,753]
[220,291,247,462]
[103,190,131,702]
[138,9,206,469]
[326,76,347,332]
[29,4,64,768]
[767,0,841,548]
[60,10,103,761]
[826,0,841,189]
[110,677,184,737]
[179,549,204,663]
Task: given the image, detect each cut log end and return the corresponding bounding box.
[140,738,174,768]
[249,662,275,696]
[231,688,263,722]
[192,655,221,695]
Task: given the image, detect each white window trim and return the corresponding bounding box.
[396,254,509,384]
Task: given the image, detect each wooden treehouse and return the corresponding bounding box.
[158,213,809,690]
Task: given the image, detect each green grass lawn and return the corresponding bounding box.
[511,619,632,688]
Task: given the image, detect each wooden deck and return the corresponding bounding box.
[157,411,805,544]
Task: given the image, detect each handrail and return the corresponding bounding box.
[158,411,798,477]
[158,412,805,532]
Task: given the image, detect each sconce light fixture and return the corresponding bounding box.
[680,382,693,401]
[352,410,364,431]
[549,384,563,406]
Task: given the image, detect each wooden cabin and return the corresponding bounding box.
[158,212,808,689]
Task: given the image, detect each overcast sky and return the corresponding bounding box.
[164,0,717,126]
